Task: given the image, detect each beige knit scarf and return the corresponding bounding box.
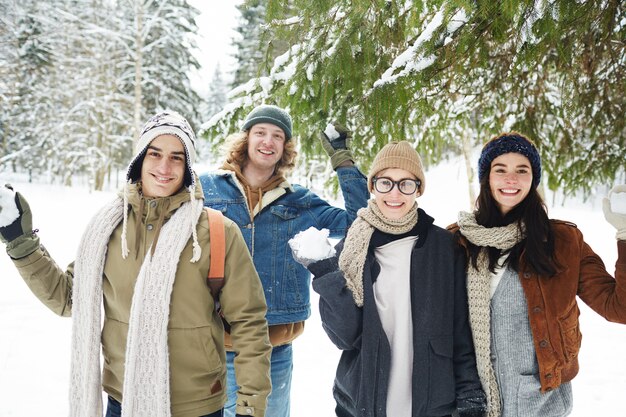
[457,211,526,417]
[70,195,204,417]
[338,199,418,306]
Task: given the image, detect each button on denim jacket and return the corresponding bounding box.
[199,166,369,325]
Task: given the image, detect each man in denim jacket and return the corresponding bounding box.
[199,105,369,417]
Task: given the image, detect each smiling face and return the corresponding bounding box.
[488,152,533,215]
[372,168,419,220]
[140,134,186,198]
[245,123,286,174]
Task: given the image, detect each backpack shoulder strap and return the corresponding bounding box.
[205,207,225,298]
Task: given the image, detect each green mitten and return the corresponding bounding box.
[0,185,40,258]
[319,122,354,169]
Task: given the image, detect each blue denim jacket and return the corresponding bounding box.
[199,166,368,325]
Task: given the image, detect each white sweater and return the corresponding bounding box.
[373,236,418,417]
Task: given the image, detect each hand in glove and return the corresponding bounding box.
[0,184,40,259]
[457,389,487,417]
[319,122,354,170]
[603,184,626,241]
[288,227,335,268]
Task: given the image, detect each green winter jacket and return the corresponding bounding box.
[11,183,272,417]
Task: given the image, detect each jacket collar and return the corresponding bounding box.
[215,167,293,217]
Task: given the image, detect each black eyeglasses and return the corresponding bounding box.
[372,177,421,195]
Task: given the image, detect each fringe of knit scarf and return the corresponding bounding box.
[70,196,204,417]
[338,199,418,307]
[457,211,526,417]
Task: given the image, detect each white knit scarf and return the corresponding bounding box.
[338,199,418,306]
[457,211,526,417]
[70,195,204,417]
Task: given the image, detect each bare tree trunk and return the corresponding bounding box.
[461,132,476,209]
[133,0,144,146]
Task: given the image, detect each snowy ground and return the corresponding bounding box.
[1,158,625,416]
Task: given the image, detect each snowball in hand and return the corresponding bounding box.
[288,227,336,262]
[610,192,626,215]
[0,186,20,228]
[324,123,340,140]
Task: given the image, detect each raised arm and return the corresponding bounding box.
[0,185,73,316]
[308,123,369,236]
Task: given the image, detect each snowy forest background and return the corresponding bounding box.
[1,0,624,202]
[1,1,626,416]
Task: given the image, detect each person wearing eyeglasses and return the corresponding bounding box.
[290,141,486,417]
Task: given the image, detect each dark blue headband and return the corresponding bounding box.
[478,134,541,187]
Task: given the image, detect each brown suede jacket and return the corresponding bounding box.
[450,220,626,392]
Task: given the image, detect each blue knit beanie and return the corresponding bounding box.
[478,132,541,187]
[242,104,293,140]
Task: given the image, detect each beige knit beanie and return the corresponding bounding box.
[368,141,425,194]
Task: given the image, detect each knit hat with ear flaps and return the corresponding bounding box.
[126,110,197,189]
[368,141,426,194]
[121,110,203,262]
[478,132,542,187]
[242,104,293,140]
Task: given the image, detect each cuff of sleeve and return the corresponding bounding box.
[330,150,354,170]
[236,397,265,417]
[308,256,339,278]
[6,234,40,260]
[617,239,626,263]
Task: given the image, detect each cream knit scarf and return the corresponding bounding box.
[70,196,204,417]
[457,211,526,417]
[339,199,418,306]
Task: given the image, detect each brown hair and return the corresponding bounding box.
[462,175,558,276]
[222,131,298,176]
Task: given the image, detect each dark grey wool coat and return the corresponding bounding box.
[308,209,484,417]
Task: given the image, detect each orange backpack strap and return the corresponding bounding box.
[205,207,225,299]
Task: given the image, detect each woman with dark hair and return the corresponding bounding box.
[450,132,626,417]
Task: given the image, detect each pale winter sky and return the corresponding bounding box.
[187,0,244,98]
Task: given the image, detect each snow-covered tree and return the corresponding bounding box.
[0,0,55,181]
[231,0,268,88]
[125,0,202,141]
[206,0,625,198]
[206,63,228,118]
[0,0,204,190]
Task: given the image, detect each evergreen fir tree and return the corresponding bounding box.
[0,0,55,181]
[1,0,205,190]
[232,0,268,88]
[206,63,228,118]
[207,0,625,198]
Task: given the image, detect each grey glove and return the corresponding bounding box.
[0,184,40,259]
[319,122,354,169]
[602,184,626,241]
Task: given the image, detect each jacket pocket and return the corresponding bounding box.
[427,336,455,409]
[168,326,225,403]
[516,374,572,416]
[207,203,227,213]
[270,204,299,220]
[558,303,582,361]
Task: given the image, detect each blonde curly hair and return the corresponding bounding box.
[222,131,298,176]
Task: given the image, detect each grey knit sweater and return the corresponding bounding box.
[490,266,573,417]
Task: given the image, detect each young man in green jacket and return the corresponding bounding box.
[0,110,271,417]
